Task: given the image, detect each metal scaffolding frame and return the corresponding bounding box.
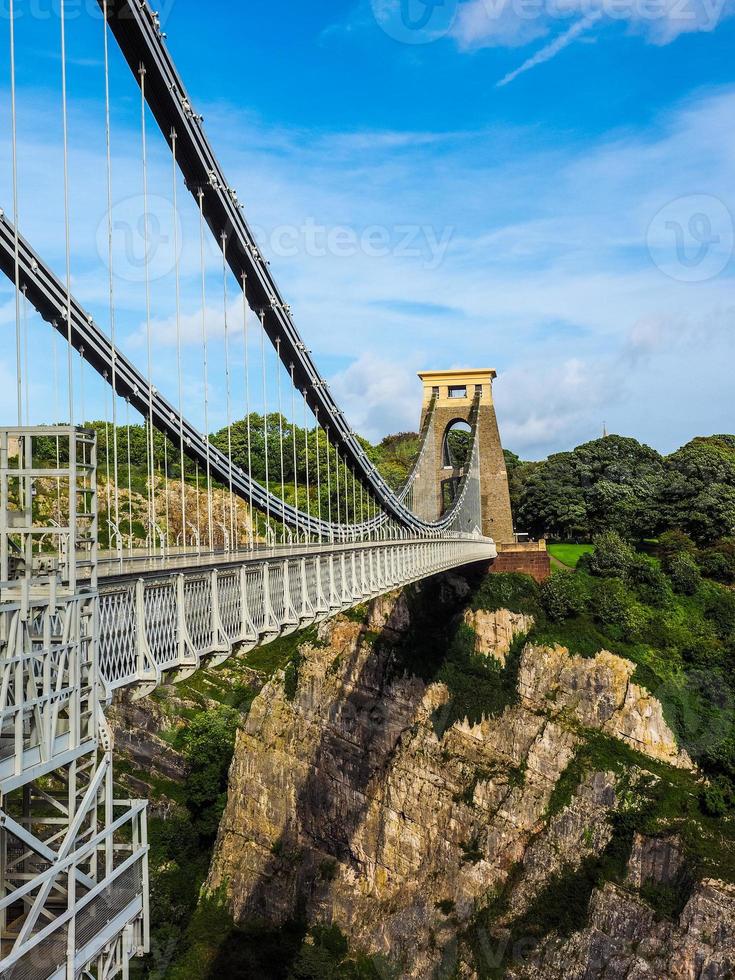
[0,428,149,980]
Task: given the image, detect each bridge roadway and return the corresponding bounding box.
[94,535,497,697]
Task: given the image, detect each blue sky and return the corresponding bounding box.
[0,0,734,458]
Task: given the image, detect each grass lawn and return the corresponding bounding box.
[547,543,594,568]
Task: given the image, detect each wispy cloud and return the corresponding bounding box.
[452,0,734,83]
[497,12,603,87]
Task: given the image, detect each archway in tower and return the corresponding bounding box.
[441,419,472,513]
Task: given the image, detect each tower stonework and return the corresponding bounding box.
[418,369,515,544]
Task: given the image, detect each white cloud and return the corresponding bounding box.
[2,71,735,455]
[330,352,420,442]
[453,0,734,83]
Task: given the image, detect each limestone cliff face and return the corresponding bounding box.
[509,876,735,979]
[519,644,692,769]
[463,608,535,665]
[206,581,724,978]
[107,692,188,806]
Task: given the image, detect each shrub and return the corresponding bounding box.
[700,584,735,646]
[471,572,540,616]
[698,539,735,585]
[176,706,239,840]
[700,778,734,817]
[629,558,672,608]
[540,571,590,621]
[591,578,645,637]
[668,554,701,596]
[284,651,303,701]
[581,531,638,580]
[435,899,456,915]
[658,530,697,565]
[698,549,735,584]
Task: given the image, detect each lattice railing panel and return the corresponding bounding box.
[217,572,242,642]
[183,576,214,652]
[98,588,137,685]
[144,582,178,669]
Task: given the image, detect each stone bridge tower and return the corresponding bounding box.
[417,369,515,544]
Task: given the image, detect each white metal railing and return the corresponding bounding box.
[98,535,497,697]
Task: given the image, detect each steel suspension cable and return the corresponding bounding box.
[60,0,74,424]
[290,365,299,541]
[169,130,187,550]
[274,341,287,544]
[195,461,201,552]
[303,390,311,542]
[52,327,61,525]
[335,445,341,530]
[21,285,29,424]
[165,436,171,546]
[125,397,133,551]
[139,63,156,552]
[78,345,85,422]
[343,456,350,530]
[315,407,323,535]
[325,426,333,540]
[241,273,254,548]
[259,311,270,543]
[103,371,112,535]
[221,233,235,550]
[102,0,120,533]
[197,188,213,550]
[8,0,22,425]
[352,468,357,542]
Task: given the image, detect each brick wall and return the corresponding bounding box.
[487,550,551,583]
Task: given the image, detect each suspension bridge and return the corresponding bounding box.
[0,2,515,976]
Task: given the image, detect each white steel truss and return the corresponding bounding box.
[0,429,149,980]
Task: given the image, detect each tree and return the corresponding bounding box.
[661,437,735,544]
[667,553,701,596]
[514,436,665,541]
[176,706,239,840]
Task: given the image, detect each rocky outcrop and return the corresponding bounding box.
[206,580,708,977]
[626,832,683,890]
[519,644,692,769]
[506,770,618,918]
[463,607,534,664]
[509,878,735,979]
[108,693,188,783]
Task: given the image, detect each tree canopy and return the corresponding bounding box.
[510,433,735,546]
